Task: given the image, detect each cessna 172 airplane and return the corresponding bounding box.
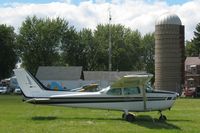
[14,68,179,122]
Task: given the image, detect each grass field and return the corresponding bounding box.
[0,95,200,133]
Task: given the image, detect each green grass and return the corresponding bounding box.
[0,95,200,133]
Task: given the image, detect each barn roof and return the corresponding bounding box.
[83,71,147,82]
[185,57,200,65]
[36,66,148,82]
[36,66,83,80]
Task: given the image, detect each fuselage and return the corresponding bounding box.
[26,86,178,112]
[14,68,178,113]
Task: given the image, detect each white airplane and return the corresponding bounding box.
[14,68,179,122]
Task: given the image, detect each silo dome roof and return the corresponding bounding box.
[156,13,182,25]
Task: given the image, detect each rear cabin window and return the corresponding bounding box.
[124,87,140,95]
[107,88,122,95]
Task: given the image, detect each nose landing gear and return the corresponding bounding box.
[158,110,167,121]
[122,111,136,122]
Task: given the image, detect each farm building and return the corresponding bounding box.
[185,57,200,89]
[155,13,185,94]
[36,66,147,90]
[36,66,83,90]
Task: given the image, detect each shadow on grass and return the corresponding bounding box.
[32,116,57,121]
[132,115,181,130]
[167,119,191,122]
[31,116,121,121]
[31,115,182,130]
[64,115,182,130]
[64,117,122,121]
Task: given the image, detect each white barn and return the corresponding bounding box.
[36,66,147,90]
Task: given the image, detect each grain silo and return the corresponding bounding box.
[155,13,185,94]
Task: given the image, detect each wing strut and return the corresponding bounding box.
[142,84,147,111]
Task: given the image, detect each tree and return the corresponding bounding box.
[0,24,17,80]
[193,23,200,54]
[93,24,142,71]
[17,16,71,74]
[141,33,155,74]
[77,29,95,70]
[61,28,94,70]
[185,40,197,56]
[92,24,112,70]
[122,29,142,70]
[186,23,200,56]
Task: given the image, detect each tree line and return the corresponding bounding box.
[3,16,200,80]
[0,16,157,79]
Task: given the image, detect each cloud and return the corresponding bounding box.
[0,0,200,40]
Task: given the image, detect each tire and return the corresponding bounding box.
[126,114,135,122]
[159,115,167,121]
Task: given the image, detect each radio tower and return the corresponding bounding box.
[108,7,112,71]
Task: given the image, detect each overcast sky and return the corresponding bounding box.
[0,0,199,40]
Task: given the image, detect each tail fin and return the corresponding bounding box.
[14,68,44,98]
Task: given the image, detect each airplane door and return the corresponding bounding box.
[123,87,144,111]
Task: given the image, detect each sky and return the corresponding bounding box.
[0,0,198,40]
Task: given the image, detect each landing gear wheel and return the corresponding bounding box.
[158,110,167,121]
[159,115,167,121]
[125,113,135,122]
[122,111,136,122]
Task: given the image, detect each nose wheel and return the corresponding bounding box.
[122,112,135,122]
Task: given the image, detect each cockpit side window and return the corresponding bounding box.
[107,88,122,95]
[124,87,140,95]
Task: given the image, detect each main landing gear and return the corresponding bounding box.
[158,110,167,121]
[122,111,136,122]
[122,110,167,122]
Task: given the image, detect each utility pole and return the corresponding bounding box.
[108,7,112,71]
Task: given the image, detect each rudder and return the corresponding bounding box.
[14,68,44,97]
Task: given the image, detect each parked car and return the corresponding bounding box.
[0,86,7,94]
[14,87,21,94]
[184,87,196,97]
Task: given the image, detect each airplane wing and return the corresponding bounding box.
[111,74,153,88]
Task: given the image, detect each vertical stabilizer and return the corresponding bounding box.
[14,68,44,97]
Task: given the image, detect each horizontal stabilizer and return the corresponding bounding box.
[25,98,50,104]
